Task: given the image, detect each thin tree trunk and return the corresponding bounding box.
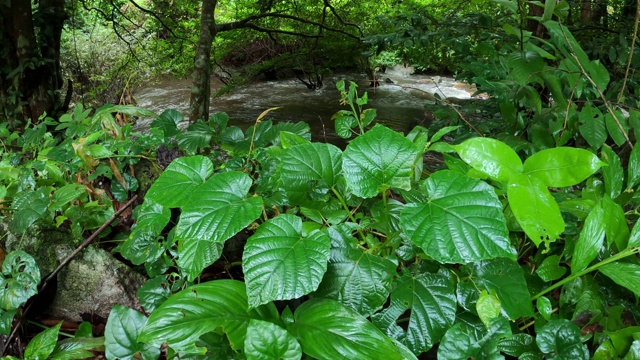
[189,0,217,123]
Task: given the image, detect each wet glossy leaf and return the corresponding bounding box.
[477,290,501,327]
[600,145,623,199]
[314,246,396,317]
[572,202,605,273]
[279,131,311,149]
[498,333,539,358]
[536,255,567,282]
[628,220,640,248]
[24,322,61,360]
[469,258,533,319]
[453,137,522,182]
[537,297,553,321]
[1,251,40,310]
[176,121,213,154]
[280,143,342,208]
[145,155,213,208]
[49,184,86,210]
[628,145,640,189]
[105,305,159,360]
[245,319,301,360]
[578,103,606,149]
[176,171,263,280]
[400,170,516,264]
[602,195,630,250]
[371,272,456,354]
[343,125,419,198]
[151,109,182,137]
[523,147,604,187]
[507,173,564,247]
[599,262,640,297]
[139,280,252,352]
[120,200,170,265]
[605,110,629,147]
[50,337,105,360]
[438,316,511,360]
[334,115,357,138]
[536,319,588,359]
[10,190,49,233]
[137,276,171,314]
[289,298,402,360]
[243,214,330,308]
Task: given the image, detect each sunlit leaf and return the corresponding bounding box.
[523,147,604,187]
[145,155,213,208]
[453,137,522,182]
[599,262,640,297]
[572,202,605,273]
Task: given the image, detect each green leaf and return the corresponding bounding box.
[523,147,604,187]
[400,170,516,264]
[371,272,456,354]
[498,333,540,358]
[605,110,629,147]
[50,337,105,360]
[314,246,396,317]
[469,258,533,319]
[343,125,419,198]
[601,145,623,199]
[588,60,610,90]
[602,195,630,250]
[536,255,567,282]
[507,173,564,247]
[120,200,170,265]
[137,276,171,314]
[139,280,252,352]
[1,251,40,310]
[105,305,159,360]
[572,202,605,273]
[10,191,49,233]
[536,319,589,359]
[175,171,262,280]
[289,298,402,360]
[245,319,302,360]
[151,109,182,137]
[49,184,86,210]
[334,115,357,138]
[280,143,342,208]
[578,103,606,149]
[628,220,640,248]
[477,290,501,327]
[24,322,61,360]
[438,316,512,360]
[243,214,330,308]
[177,121,213,154]
[145,155,213,208]
[537,297,553,321]
[453,137,522,183]
[599,262,640,297]
[279,131,311,149]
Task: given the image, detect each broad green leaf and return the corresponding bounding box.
[1,251,40,310]
[537,297,553,321]
[120,200,170,265]
[139,280,252,352]
[628,220,640,248]
[629,144,640,189]
[589,60,610,90]
[49,184,86,210]
[151,109,182,137]
[24,322,61,360]
[507,173,564,247]
[453,137,522,183]
[498,333,540,358]
[280,143,342,208]
[289,298,402,360]
[601,145,623,199]
[343,125,419,198]
[176,121,213,154]
[10,191,49,233]
[334,115,357,138]
[176,171,263,280]
[602,195,630,250]
[372,272,456,354]
[523,147,604,187]
[145,155,213,208]
[400,170,516,264]
[279,131,311,149]
[572,202,605,273]
[599,262,640,297]
[209,112,229,132]
[536,319,589,359]
[625,340,640,359]
[578,103,606,149]
[605,110,629,147]
[137,276,171,314]
[0,309,16,335]
[314,246,395,317]
[243,214,330,308]
[469,258,533,319]
[245,319,302,360]
[536,255,567,282]
[50,337,105,360]
[438,316,512,360]
[477,290,501,327]
[105,305,159,360]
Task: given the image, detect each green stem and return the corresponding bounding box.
[531,246,640,301]
[331,186,367,243]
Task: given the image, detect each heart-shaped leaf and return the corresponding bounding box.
[145,155,213,208]
[245,319,302,360]
[105,305,160,360]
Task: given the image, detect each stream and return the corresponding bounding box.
[134,66,480,143]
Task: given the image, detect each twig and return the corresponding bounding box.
[617,0,640,103]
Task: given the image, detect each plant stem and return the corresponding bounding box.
[331,186,367,242]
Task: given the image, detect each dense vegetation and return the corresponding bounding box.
[3,0,640,359]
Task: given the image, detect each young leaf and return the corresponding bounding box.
[438,316,512,360]
[453,137,522,183]
[243,214,331,308]
[289,298,403,360]
[314,246,396,317]
[245,319,302,360]
[372,272,456,354]
[536,320,589,359]
[599,262,640,297]
[105,305,160,360]
[24,322,61,360]
[139,280,251,352]
[343,125,419,198]
[523,147,604,187]
[477,290,501,327]
[176,171,263,280]
[145,155,213,208]
[572,202,605,273]
[507,173,564,247]
[400,170,516,264]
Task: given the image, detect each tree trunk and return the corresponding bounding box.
[527,1,547,38]
[189,0,218,123]
[0,0,67,128]
[581,0,592,23]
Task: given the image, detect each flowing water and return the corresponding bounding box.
[134,66,479,143]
